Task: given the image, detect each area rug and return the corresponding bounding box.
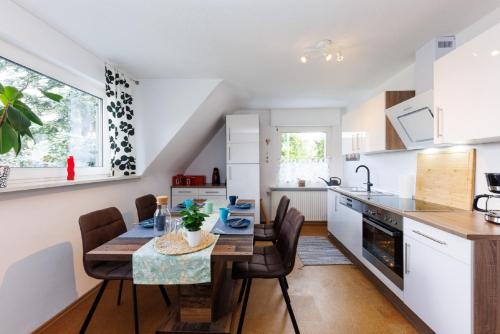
[297,236,352,266]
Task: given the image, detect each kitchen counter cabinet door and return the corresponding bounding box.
[341,204,363,259]
[327,190,341,235]
[404,234,472,334]
[434,21,500,145]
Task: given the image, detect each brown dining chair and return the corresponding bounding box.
[254,195,290,243]
[78,207,170,334]
[135,194,157,221]
[233,207,305,334]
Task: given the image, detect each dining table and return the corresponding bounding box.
[86,211,254,333]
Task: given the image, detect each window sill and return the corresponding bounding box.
[0,174,141,194]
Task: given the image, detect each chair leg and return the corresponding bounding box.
[117,280,124,305]
[80,280,108,334]
[238,278,247,304]
[158,285,171,306]
[278,277,300,334]
[283,276,289,289]
[132,284,139,334]
[237,278,252,334]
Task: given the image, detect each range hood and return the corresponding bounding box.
[386,37,455,150]
[385,90,434,149]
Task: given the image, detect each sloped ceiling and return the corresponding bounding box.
[142,81,239,175]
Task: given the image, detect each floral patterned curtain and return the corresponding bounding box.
[105,66,136,176]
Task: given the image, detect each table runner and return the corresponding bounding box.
[132,213,220,285]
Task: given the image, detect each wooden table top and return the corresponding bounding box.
[86,233,254,262]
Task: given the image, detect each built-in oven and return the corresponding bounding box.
[362,205,404,289]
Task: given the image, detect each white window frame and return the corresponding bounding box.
[0,39,109,182]
[277,126,332,186]
[277,126,332,160]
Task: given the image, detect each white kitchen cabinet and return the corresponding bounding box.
[434,21,500,145]
[342,91,414,154]
[327,190,340,234]
[226,164,259,198]
[226,114,259,143]
[341,203,362,259]
[328,192,363,260]
[171,187,227,208]
[404,218,472,334]
[227,142,259,163]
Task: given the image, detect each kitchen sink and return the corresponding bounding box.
[337,186,392,196]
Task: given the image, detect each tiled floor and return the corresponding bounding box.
[37,224,417,334]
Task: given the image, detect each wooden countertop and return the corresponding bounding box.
[331,188,500,240]
[172,184,226,188]
[404,211,500,240]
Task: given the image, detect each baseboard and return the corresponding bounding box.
[327,233,434,334]
[32,282,101,334]
[304,221,326,225]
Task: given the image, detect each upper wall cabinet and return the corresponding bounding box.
[342,91,415,154]
[434,22,500,145]
[226,114,259,143]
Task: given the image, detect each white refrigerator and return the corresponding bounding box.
[226,114,260,223]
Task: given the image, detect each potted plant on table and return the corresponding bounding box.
[180,205,209,247]
[0,83,62,187]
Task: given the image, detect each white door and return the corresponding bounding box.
[434,21,500,144]
[227,143,259,164]
[226,114,259,143]
[404,235,472,334]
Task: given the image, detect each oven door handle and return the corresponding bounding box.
[363,218,399,237]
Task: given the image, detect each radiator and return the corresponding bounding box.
[271,190,327,222]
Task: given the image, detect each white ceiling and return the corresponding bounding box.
[12,0,500,107]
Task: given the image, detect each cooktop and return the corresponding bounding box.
[361,195,456,212]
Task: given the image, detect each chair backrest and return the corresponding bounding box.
[273,195,290,234]
[79,207,127,275]
[135,194,157,221]
[276,207,305,275]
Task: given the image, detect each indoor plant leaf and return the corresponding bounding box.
[0,83,4,94]
[3,86,22,102]
[0,122,17,154]
[41,90,63,102]
[7,106,31,133]
[13,100,42,126]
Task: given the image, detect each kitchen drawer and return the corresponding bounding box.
[404,217,472,265]
[172,188,198,196]
[199,188,226,196]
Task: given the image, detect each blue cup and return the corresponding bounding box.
[184,199,194,208]
[219,207,229,223]
[229,195,238,206]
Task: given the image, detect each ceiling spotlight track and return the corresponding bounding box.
[300,39,344,64]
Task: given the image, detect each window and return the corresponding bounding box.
[0,56,102,169]
[279,130,329,185]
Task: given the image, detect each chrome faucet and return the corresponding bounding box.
[356,165,373,193]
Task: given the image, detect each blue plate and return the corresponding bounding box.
[139,218,154,228]
[226,218,251,228]
[235,203,251,209]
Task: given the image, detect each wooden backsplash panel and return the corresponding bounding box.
[416,148,476,210]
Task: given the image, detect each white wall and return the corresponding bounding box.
[185,125,227,182]
[135,79,222,174]
[342,9,500,198]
